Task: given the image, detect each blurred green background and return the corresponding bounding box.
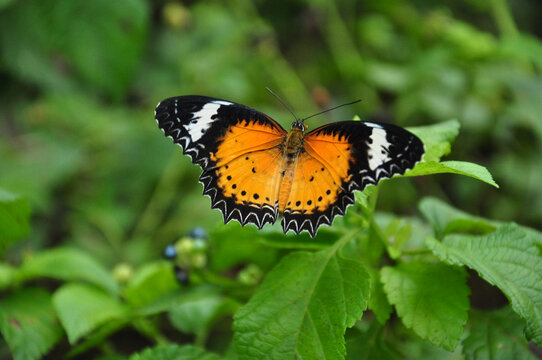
[1,0,541,270]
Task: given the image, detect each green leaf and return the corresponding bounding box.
[408,120,460,162]
[19,247,118,295]
[374,213,434,253]
[0,262,16,289]
[53,283,127,344]
[234,235,370,360]
[123,261,179,308]
[257,228,340,249]
[419,197,498,238]
[135,290,194,317]
[209,224,279,270]
[345,322,400,360]
[380,262,469,350]
[130,344,220,360]
[0,188,31,248]
[0,288,63,360]
[382,218,412,259]
[367,269,392,324]
[426,224,542,345]
[463,307,537,360]
[354,185,378,210]
[406,161,499,188]
[169,293,238,335]
[419,197,542,246]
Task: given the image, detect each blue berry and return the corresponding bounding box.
[174,265,190,285]
[163,244,177,259]
[189,227,207,240]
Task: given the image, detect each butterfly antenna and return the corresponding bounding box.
[266,87,299,122]
[301,99,362,123]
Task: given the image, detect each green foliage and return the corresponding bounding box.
[463,307,538,360]
[345,322,400,360]
[1,0,542,359]
[427,224,542,344]
[0,288,63,360]
[367,268,392,324]
[406,160,498,188]
[381,262,470,350]
[168,291,238,336]
[0,188,31,248]
[18,247,118,294]
[130,344,220,360]
[419,197,499,239]
[123,261,179,308]
[0,0,148,99]
[408,119,460,162]
[234,233,370,360]
[53,283,127,344]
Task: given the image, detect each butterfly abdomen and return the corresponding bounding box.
[277,127,305,212]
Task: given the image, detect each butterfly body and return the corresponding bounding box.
[155,95,424,237]
[277,125,305,211]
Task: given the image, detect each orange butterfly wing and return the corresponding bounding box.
[282,121,424,236]
[202,121,286,228]
[155,96,287,228]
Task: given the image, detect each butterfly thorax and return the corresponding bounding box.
[282,126,305,160]
[278,126,305,212]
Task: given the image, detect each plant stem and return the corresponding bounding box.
[490,0,518,38]
[132,152,183,240]
[318,1,366,80]
[402,248,432,255]
[132,318,169,345]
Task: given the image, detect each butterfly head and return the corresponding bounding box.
[291,119,308,132]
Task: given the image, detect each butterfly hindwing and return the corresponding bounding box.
[282,121,424,236]
[155,96,287,227]
[281,150,356,236]
[201,147,283,228]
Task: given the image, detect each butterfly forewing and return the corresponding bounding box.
[155,96,287,227]
[155,96,285,166]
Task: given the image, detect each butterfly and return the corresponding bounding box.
[154,95,424,237]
